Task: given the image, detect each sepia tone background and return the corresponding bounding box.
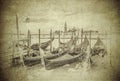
[0,0,120,81]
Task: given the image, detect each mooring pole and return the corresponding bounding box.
[16,14,19,42]
[88,30,92,68]
[38,29,41,55]
[58,30,61,48]
[29,32,31,45]
[11,32,14,58]
[50,29,52,52]
[89,30,91,50]
[39,29,45,67]
[81,28,83,46]
[109,27,112,68]
[27,30,30,56]
[77,29,80,44]
[12,40,15,61]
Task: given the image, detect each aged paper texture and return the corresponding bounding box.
[0,0,120,81]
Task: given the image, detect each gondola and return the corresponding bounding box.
[91,37,107,57]
[23,49,67,66]
[69,35,89,55]
[23,35,79,66]
[51,35,78,54]
[44,52,86,70]
[23,56,41,66]
[31,37,54,50]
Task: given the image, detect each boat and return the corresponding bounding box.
[23,49,41,66]
[59,35,79,52]
[23,48,67,66]
[50,34,78,54]
[31,37,54,50]
[69,35,89,55]
[44,51,66,59]
[23,56,41,66]
[44,52,86,70]
[23,35,79,66]
[91,37,107,57]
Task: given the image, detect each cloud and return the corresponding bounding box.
[24,17,55,23]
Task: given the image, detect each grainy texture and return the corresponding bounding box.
[0,0,120,81]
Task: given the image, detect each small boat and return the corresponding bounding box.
[69,35,89,55]
[59,36,79,52]
[31,37,54,50]
[91,37,107,57]
[44,53,85,70]
[23,56,41,66]
[44,51,66,60]
[23,49,41,66]
[23,49,66,66]
[41,37,54,49]
[51,36,78,54]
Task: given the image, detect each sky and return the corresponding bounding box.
[1,0,119,34]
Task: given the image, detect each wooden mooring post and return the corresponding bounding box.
[27,30,30,56]
[29,32,31,45]
[50,29,52,52]
[81,28,83,45]
[12,39,15,65]
[39,29,41,56]
[77,29,80,44]
[89,30,91,50]
[16,14,19,42]
[38,29,45,67]
[58,30,61,48]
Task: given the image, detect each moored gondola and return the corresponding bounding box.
[69,35,89,55]
[31,37,54,50]
[91,37,107,57]
[44,52,86,70]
